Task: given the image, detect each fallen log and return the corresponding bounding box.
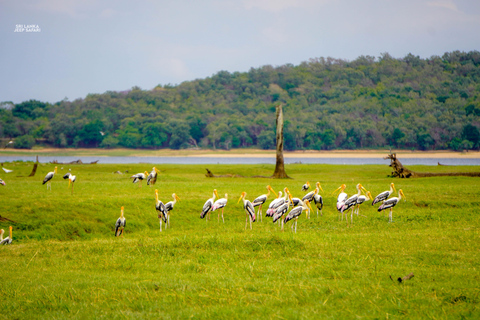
[0,215,17,223]
[205,168,244,178]
[385,153,480,178]
[49,159,99,165]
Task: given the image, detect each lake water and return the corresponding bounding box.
[0,155,478,166]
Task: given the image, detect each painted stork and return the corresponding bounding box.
[313,193,323,217]
[333,184,348,220]
[302,182,323,218]
[283,199,313,233]
[0,226,13,245]
[212,193,228,223]
[131,171,149,187]
[238,192,256,230]
[266,188,289,217]
[378,189,406,222]
[63,172,76,194]
[341,183,367,224]
[115,206,126,236]
[155,189,168,231]
[164,193,180,228]
[301,181,310,192]
[355,191,373,216]
[272,193,294,230]
[372,183,396,206]
[43,166,57,190]
[147,167,160,186]
[252,185,277,222]
[201,189,219,221]
[0,178,5,186]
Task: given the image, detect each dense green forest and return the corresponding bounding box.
[2,50,480,151]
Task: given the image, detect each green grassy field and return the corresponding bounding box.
[0,161,479,319]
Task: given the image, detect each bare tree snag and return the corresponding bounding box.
[386,153,480,178]
[272,105,290,179]
[28,155,39,177]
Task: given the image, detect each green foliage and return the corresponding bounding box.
[13,134,35,149]
[12,99,48,119]
[2,51,480,150]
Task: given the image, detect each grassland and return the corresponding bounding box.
[0,160,479,319]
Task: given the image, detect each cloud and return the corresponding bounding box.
[427,0,459,11]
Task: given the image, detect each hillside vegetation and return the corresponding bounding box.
[2,51,480,151]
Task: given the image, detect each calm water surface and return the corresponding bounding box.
[0,155,478,166]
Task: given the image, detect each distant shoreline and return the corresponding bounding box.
[0,148,479,159]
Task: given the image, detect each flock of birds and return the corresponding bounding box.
[0,165,407,244]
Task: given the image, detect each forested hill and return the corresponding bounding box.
[2,51,480,151]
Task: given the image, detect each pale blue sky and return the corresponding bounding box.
[1,0,479,104]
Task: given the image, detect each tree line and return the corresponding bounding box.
[1,50,480,151]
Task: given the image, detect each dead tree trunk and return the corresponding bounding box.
[28,155,39,177]
[272,105,290,179]
[386,153,480,178]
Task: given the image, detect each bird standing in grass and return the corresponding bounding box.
[131,171,149,187]
[266,188,289,217]
[301,181,310,192]
[341,183,367,224]
[333,184,347,220]
[43,166,57,190]
[283,200,313,233]
[212,193,228,223]
[201,189,219,221]
[155,189,168,231]
[63,172,76,194]
[272,193,293,230]
[378,189,406,223]
[164,193,180,228]
[302,182,323,217]
[355,191,373,216]
[115,206,126,237]
[252,185,277,222]
[238,192,256,230]
[147,167,160,186]
[372,183,396,206]
[0,226,13,245]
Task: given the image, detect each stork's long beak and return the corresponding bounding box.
[214,189,219,198]
[392,183,396,193]
[400,190,406,200]
[9,226,12,239]
[366,191,372,201]
[332,185,343,195]
[175,194,181,201]
[317,182,324,192]
[269,185,277,197]
[237,192,245,203]
[155,167,161,173]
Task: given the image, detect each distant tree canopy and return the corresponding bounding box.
[2,50,480,150]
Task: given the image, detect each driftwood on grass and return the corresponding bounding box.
[385,153,480,178]
[205,168,244,178]
[205,168,270,178]
[0,215,17,223]
[390,273,414,283]
[49,159,99,164]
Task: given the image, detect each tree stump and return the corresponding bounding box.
[272,104,290,179]
[385,153,480,178]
